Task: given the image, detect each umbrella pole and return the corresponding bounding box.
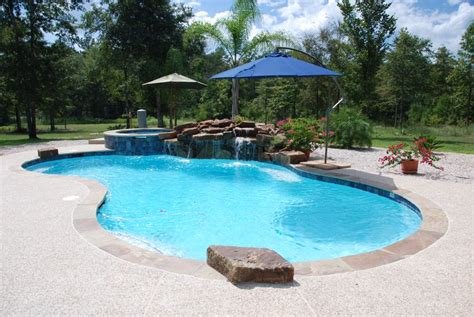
[324,106,330,164]
[169,87,174,129]
[172,87,177,128]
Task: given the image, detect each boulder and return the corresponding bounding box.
[238,121,256,128]
[212,118,233,128]
[202,127,225,134]
[207,245,294,284]
[193,133,224,141]
[158,131,178,140]
[177,133,192,143]
[257,150,273,162]
[256,134,287,152]
[222,131,235,140]
[181,127,200,136]
[38,147,58,159]
[272,151,306,165]
[175,122,197,133]
[234,127,257,137]
[200,119,214,126]
[271,151,307,165]
[214,149,233,160]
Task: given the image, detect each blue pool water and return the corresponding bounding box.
[28,155,421,262]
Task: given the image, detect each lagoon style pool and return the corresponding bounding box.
[27,155,421,262]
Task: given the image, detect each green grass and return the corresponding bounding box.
[0,117,190,147]
[1,118,473,154]
[372,125,474,154]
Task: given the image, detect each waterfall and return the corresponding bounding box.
[234,137,256,160]
[187,139,194,158]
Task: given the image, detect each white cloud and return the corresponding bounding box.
[188,0,472,54]
[388,0,473,52]
[259,0,472,53]
[447,0,462,5]
[187,1,201,7]
[269,0,342,36]
[258,0,286,8]
[191,10,231,24]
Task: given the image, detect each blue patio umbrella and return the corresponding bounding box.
[211,52,342,79]
[211,51,343,164]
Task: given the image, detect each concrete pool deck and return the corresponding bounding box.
[1,144,472,315]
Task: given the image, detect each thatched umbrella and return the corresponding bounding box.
[143,73,207,128]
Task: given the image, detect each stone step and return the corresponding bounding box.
[207,245,294,284]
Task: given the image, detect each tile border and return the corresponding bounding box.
[21,151,448,279]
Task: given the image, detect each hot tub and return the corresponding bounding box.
[104,128,172,155]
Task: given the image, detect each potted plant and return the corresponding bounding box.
[277,118,322,160]
[379,136,443,174]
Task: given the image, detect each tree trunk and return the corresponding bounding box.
[231,79,239,118]
[15,104,22,132]
[49,110,55,131]
[26,1,37,139]
[124,68,131,129]
[156,90,164,127]
[26,104,37,139]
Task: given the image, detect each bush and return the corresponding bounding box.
[329,107,373,148]
[278,118,321,152]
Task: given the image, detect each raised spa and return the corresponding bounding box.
[28,155,421,262]
[104,128,172,155]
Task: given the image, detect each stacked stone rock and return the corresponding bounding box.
[159,119,277,160]
[158,119,308,163]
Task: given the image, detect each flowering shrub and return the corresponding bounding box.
[277,118,322,152]
[379,136,443,170]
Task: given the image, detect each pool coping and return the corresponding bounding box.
[19,149,448,280]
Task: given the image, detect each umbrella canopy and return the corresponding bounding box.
[143,73,207,89]
[142,73,206,128]
[211,53,342,79]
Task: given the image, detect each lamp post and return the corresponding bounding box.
[276,47,345,164]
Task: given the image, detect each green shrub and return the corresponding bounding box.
[330,108,373,148]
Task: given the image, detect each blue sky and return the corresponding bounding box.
[173,0,474,53]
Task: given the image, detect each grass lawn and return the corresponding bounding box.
[0,117,189,147]
[372,125,474,154]
[1,118,473,154]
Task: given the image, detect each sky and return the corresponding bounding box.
[173,0,474,53]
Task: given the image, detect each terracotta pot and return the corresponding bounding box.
[401,159,418,174]
[302,150,311,161]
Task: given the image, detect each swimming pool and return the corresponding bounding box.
[27,155,421,262]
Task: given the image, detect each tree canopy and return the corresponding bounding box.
[0,0,472,139]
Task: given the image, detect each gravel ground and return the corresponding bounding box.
[1,140,472,184]
[314,146,473,184]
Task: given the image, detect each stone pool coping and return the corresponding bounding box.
[19,149,448,279]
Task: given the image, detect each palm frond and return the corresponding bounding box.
[241,31,294,62]
[185,22,233,59]
[232,0,260,20]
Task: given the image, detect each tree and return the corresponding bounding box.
[382,29,432,130]
[186,0,289,117]
[448,22,473,125]
[0,0,83,138]
[338,0,396,108]
[84,0,191,128]
[431,46,455,98]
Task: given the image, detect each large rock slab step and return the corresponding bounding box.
[207,245,294,284]
[37,147,59,159]
[301,160,351,170]
[271,151,307,165]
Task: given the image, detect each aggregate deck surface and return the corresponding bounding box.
[1,144,472,315]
